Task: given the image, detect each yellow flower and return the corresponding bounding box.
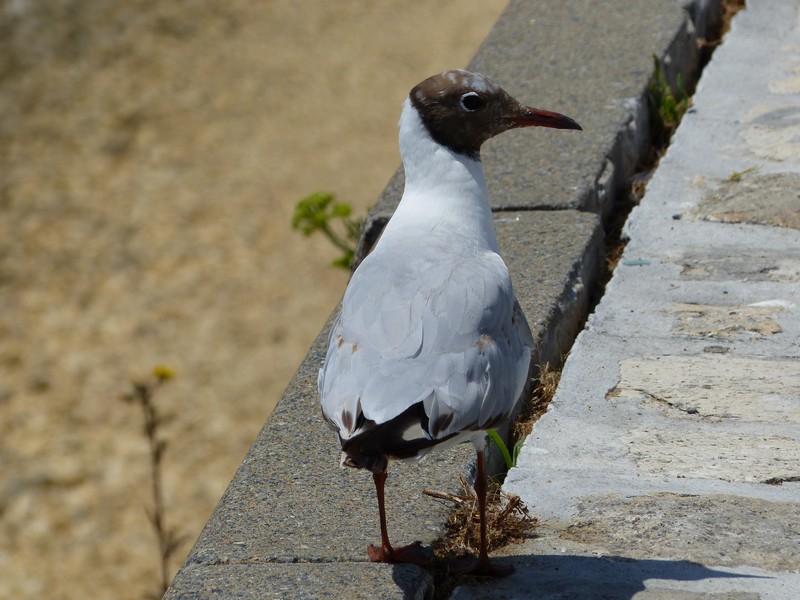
[152,364,176,381]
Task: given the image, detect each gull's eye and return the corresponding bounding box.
[459,92,485,112]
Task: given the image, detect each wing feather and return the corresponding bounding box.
[319,242,532,445]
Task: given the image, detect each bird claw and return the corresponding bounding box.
[367,541,432,566]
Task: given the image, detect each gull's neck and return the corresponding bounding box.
[380,98,499,252]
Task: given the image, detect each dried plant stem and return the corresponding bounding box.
[142,383,171,593]
[122,367,183,599]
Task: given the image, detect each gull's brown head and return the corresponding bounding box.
[409,69,582,160]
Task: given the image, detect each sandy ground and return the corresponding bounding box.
[0,0,507,597]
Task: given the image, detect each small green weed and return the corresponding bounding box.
[486,429,514,470]
[646,55,690,147]
[291,192,363,269]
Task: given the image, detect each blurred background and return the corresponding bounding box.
[0,0,507,597]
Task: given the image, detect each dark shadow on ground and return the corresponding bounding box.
[431,553,768,599]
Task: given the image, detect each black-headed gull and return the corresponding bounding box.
[319,69,581,576]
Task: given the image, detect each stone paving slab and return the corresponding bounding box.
[450,536,799,600]
[581,251,800,348]
[453,1,800,598]
[503,331,800,522]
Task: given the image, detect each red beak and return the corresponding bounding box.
[508,106,582,131]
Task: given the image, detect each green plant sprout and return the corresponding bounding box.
[646,54,690,145]
[512,439,524,468]
[486,429,516,470]
[291,192,363,269]
[486,429,528,471]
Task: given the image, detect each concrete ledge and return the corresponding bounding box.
[167,0,724,597]
[167,563,432,600]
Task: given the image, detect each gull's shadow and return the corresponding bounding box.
[392,553,770,599]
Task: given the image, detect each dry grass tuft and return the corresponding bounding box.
[513,362,562,443]
[425,477,537,560]
[699,0,746,48]
[722,0,746,35]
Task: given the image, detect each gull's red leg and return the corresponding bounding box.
[455,449,514,577]
[367,470,430,565]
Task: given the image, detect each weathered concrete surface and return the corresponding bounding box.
[496,211,603,371]
[457,1,800,598]
[695,173,800,230]
[167,562,432,600]
[561,494,800,572]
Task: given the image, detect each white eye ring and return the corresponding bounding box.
[459,92,485,112]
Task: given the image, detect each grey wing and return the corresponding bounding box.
[318,248,532,443]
